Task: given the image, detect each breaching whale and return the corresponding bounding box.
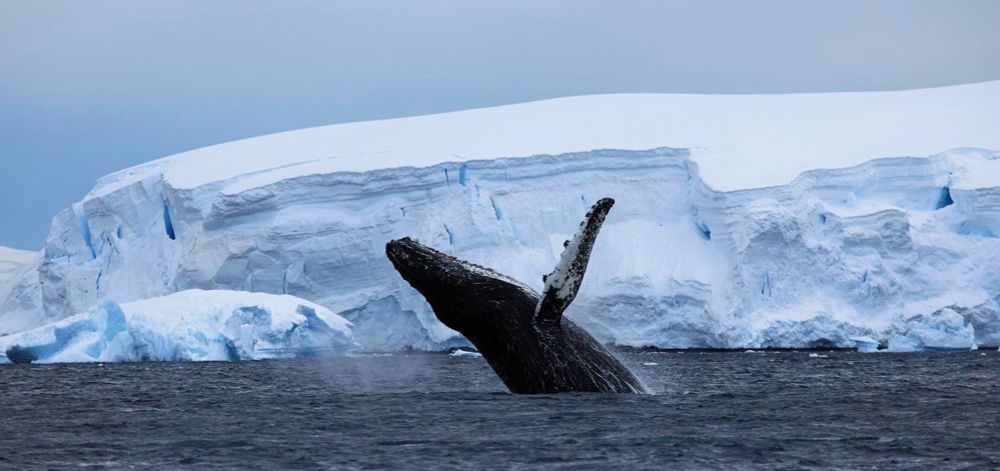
[386,198,646,394]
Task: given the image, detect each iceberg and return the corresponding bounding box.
[2,82,1000,353]
[0,290,356,364]
[886,308,977,352]
[849,336,881,353]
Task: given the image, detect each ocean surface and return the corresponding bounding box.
[2,351,999,470]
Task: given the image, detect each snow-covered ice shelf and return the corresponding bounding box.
[2,82,999,355]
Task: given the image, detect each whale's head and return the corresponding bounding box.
[385,237,539,338]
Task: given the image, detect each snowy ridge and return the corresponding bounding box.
[2,83,1000,354]
[92,81,1000,194]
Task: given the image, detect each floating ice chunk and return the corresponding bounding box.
[448,349,482,358]
[886,308,977,352]
[850,336,880,353]
[3,300,126,364]
[887,333,921,353]
[0,290,356,364]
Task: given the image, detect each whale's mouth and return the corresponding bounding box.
[385,237,538,313]
[384,237,412,267]
[386,237,499,331]
[386,237,531,291]
[385,237,438,280]
[385,237,462,298]
[385,237,498,289]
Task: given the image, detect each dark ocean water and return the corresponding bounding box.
[2,351,999,470]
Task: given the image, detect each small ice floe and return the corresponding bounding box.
[642,362,659,366]
[744,349,758,353]
[849,336,880,353]
[449,349,482,358]
[808,353,828,358]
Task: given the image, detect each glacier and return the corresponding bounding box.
[0,289,355,364]
[2,82,1000,356]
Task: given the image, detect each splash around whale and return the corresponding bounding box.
[386,198,646,394]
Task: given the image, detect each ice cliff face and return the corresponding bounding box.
[3,147,999,351]
[2,84,999,352]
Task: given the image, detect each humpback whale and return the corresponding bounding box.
[386,198,646,394]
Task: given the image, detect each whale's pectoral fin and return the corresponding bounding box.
[535,197,615,326]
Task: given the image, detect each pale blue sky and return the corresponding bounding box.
[2,0,999,249]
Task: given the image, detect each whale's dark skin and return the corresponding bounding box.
[386,198,646,394]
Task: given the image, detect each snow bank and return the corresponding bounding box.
[0,290,355,364]
[2,83,1000,351]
